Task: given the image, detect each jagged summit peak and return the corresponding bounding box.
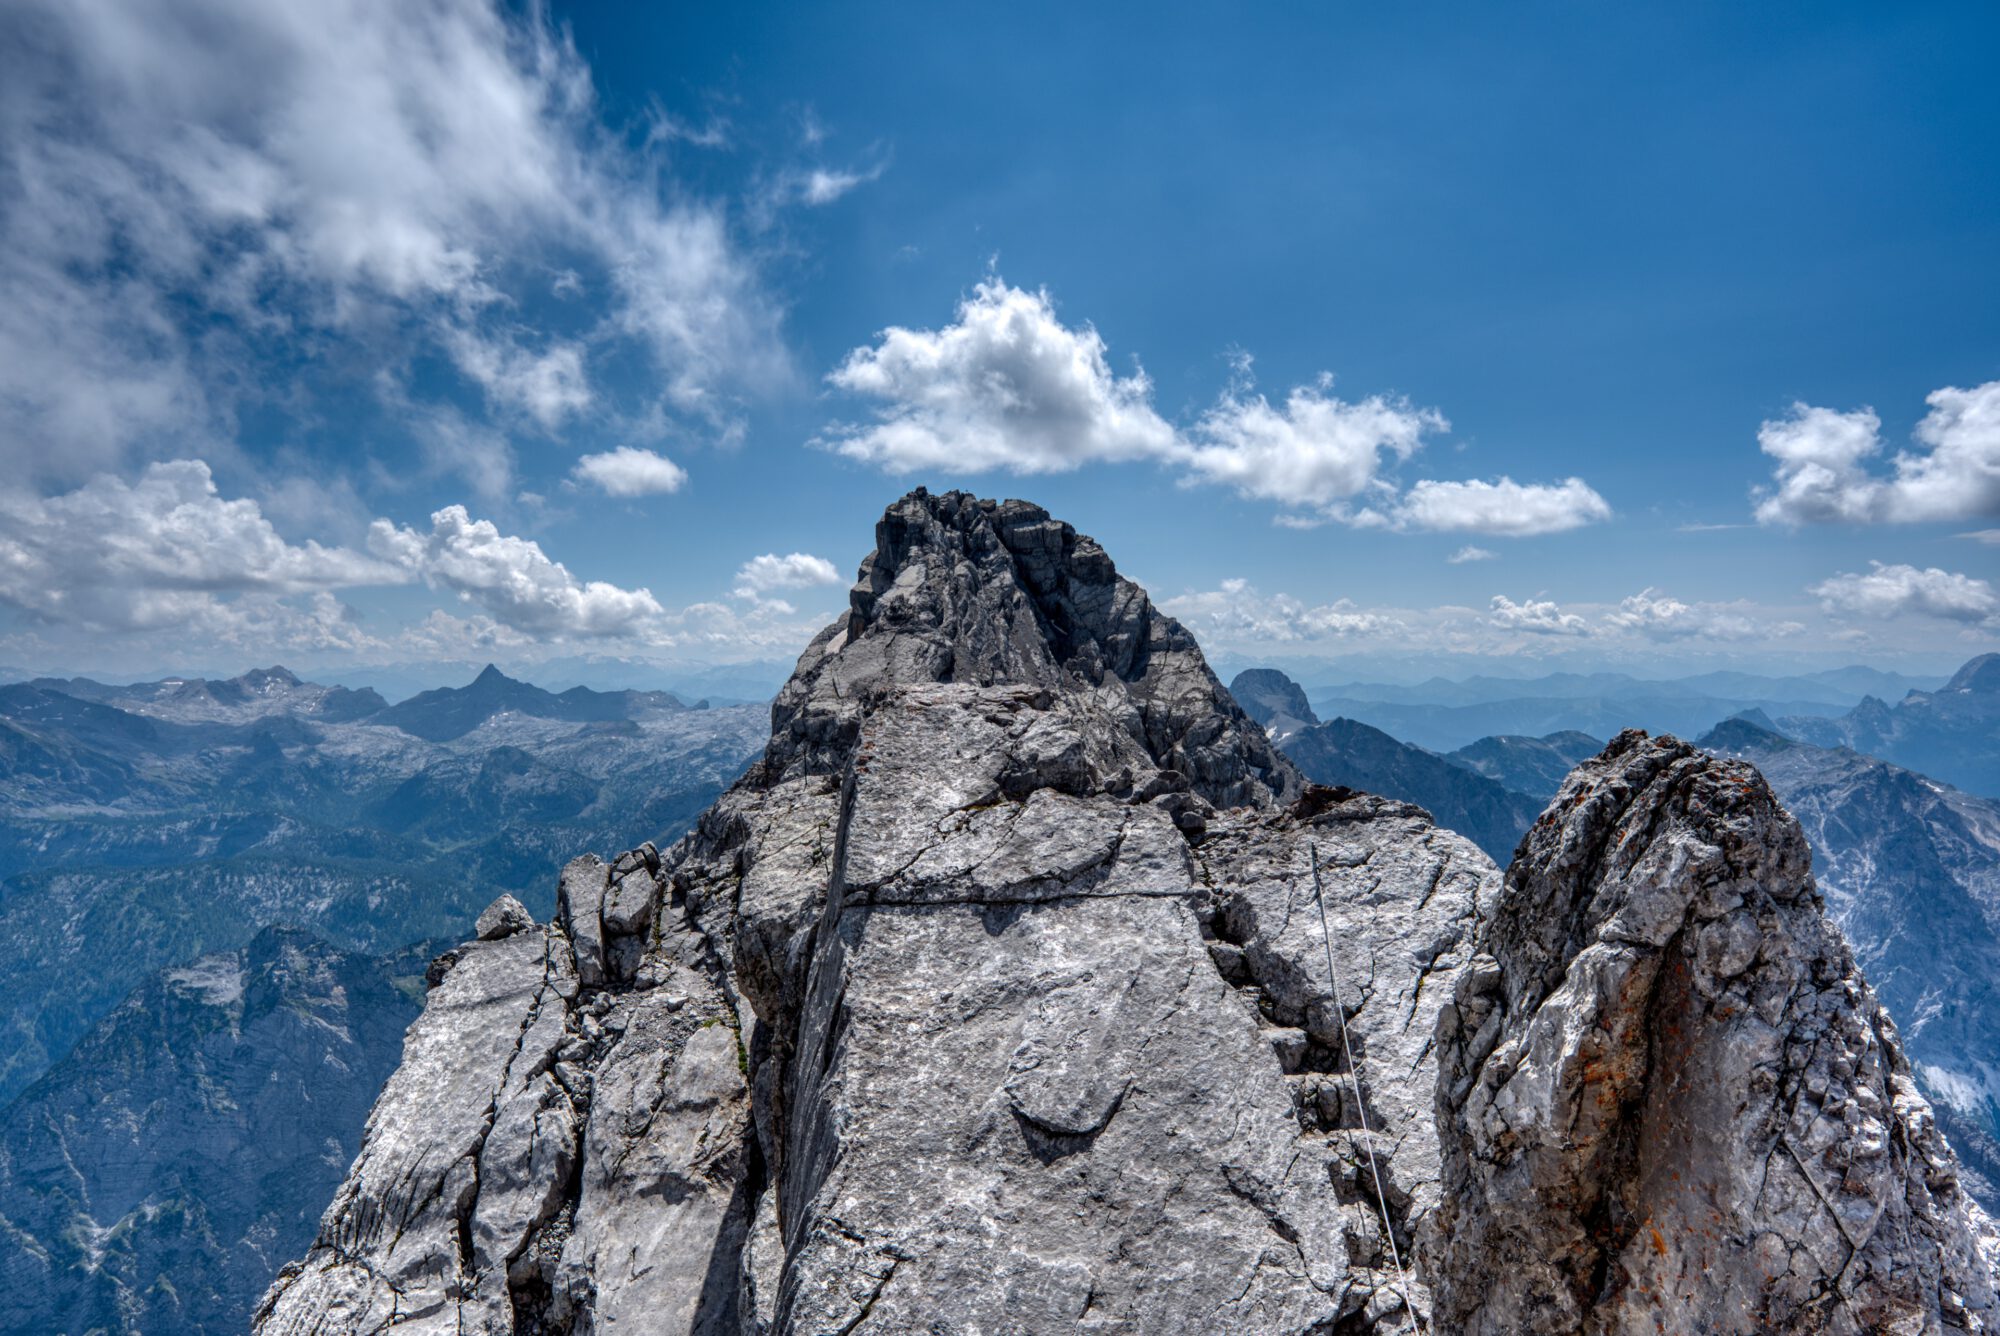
[257,489,1491,1336]
[470,662,513,687]
[1946,651,2000,694]
[1228,667,1319,735]
[754,488,1301,809]
[841,490,1148,682]
[1433,728,1998,1333]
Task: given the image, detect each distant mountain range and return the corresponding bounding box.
[1778,653,2000,797]
[202,655,799,711]
[1307,665,1944,709]
[0,663,772,1336]
[1285,717,1544,863]
[23,661,698,737]
[1444,730,1604,800]
[373,663,695,741]
[0,930,432,1336]
[1298,665,1951,753]
[1230,669,1546,863]
[0,664,768,1106]
[26,664,391,723]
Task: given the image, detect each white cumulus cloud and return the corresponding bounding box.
[1755,381,2000,526]
[1178,370,1444,508]
[0,460,406,630]
[1487,595,1589,637]
[820,279,1178,474]
[572,447,689,497]
[1603,589,1783,641]
[821,277,1608,538]
[1810,562,1999,624]
[733,552,843,600]
[369,506,665,639]
[1378,477,1611,536]
[1448,546,1496,564]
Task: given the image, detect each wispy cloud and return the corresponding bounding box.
[1160,579,1397,643]
[1604,589,1795,641]
[0,0,784,488]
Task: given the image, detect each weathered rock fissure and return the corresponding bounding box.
[257,494,1997,1335]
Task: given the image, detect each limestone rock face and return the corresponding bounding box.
[257,490,1490,1334]
[256,848,750,1336]
[1433,729,2000,1335]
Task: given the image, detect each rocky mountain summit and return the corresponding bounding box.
[1230,667,1320,741]
[257,491,1490,1334]
[259,491,1999,1334]
[1435,730,1999,1334]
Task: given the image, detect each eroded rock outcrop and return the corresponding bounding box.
[257,491,1492,1334]
[1433,729,2000,1334]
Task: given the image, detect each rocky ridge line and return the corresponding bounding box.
[256,490,1491,1334]
[256,491,1998,1335]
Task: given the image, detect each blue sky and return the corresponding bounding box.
[1,0,1996,687]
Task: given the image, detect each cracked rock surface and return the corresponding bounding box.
[257,490,1489,1334]
[1433,729,2000,1335]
